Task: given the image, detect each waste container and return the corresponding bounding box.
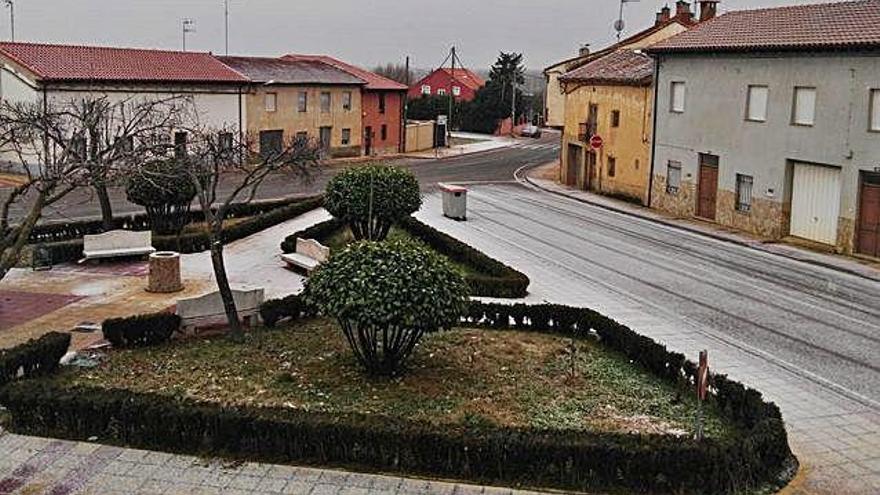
[147,251,184,293]
[439,183,467,221]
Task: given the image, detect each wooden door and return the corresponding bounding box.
[565,144,580,186]
[585,151,597,191]
[856,172,880,257]
[364,126,372,155]
[697,154,719,220]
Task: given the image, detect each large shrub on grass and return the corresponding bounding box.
[306,240,468,376]
[324,165,421,241]
[126,159,197,236]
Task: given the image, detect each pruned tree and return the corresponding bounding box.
[125,158,196,236]
[177,129,322,340]
[324,165,422,241]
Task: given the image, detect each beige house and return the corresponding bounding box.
[543,47,592,129]
[219,56,366,158]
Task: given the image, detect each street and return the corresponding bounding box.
[416,183,880,493]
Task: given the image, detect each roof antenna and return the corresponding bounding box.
[4,1,14,42]
[615,0,641,41]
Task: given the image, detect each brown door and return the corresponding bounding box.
[565,144,580,186]
[585,151,597,191]
[697,153,719,220]
[856,172,880,257]
[364,126,372,155]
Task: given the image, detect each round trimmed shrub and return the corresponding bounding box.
[126,159,196,236]
[305,240,468,376]
[324,165,421,241]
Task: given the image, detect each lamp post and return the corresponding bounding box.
[223,0,229,55]
[615,0,640,41]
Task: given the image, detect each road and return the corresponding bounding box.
[416,183,880,493]
[7,134,560,223]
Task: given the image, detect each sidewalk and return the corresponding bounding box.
[403,132,518,160]
[520,163,880,282]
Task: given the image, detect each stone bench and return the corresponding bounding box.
[282,238,330,275]
[82,230,156,261]
[176,287,264,333]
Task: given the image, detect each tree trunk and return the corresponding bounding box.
[94,183,114,231]
[209,233,243,341]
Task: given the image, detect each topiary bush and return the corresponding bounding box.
[0,332,70,388]
[126,159,197,236]
[305,240,468,376]
[324,165,421,241]
[102,312,180,348]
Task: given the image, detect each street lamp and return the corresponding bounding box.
[4,0,14,42]
[615,0,641,41]
[182,18,196,51]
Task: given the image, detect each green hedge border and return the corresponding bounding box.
[0,332,70,389]
[0,300,795,494]
[34,196,324,265]
[280,217,530,298]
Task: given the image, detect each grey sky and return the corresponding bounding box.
[8,1,840,72]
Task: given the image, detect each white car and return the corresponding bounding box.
[520,125,542,138]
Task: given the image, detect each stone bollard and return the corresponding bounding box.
[147,251,184,293]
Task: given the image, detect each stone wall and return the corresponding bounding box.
[650,174,695,218]
[716,190,786,240]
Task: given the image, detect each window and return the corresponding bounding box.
[421,85,431,95]
[174,131,188,158]
[437,88,447,96]
[218,132,234,154]
[870,89,880,131]
[670,81,685,113]
[265,92,277,112]
[297,91,308,112]
[259,130,283,158]
[607,156,616,177]
[343,91,352,111]
[320,92,331,113]
[381,124,387,141]
[378,93,386,114]
[295,131,308,143]
[735,174,754,212]
[319,126,332,150]
[666,161,682,194]
[792,87,816,126]
[341,128,351,145]
[746,85,768,122]
[611,110,620,128]
[452,86,461,96]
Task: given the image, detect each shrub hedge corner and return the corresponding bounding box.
[0,332,70,388]
[102,312,181,348]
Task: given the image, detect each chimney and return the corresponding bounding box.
[656,5,672,25]
[698,0,718,22]
[579,44,591,57]
[675,1,693,22]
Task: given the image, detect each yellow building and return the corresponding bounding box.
[219,56,366,158]
[557,4,695,204]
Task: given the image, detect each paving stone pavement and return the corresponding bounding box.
[0,433,548,495]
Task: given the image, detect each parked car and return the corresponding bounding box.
[520,125,542,138]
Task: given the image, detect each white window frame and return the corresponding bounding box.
[670,81,686,113]
[792,86,816,126]
[746,85,768,122]
[421,85,431,95]
[452,86,461,96]
[437,88,447,96]
[870,88,880,132]
[666,160,682,194]
[735,174,754,213]
[265,92,277,112]
[342,91,352,111]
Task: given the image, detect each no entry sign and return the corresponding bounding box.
[589,134,603,150]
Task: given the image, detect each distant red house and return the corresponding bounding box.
[284,54,408,155]
[408,68,485,102]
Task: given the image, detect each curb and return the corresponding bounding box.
[515,164,880,284]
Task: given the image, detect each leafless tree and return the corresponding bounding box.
[176,128,322,340]
[372,63,414,85]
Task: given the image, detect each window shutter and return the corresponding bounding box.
[871,89,880,131]
[747,86,768,121]
[793,87,816,125]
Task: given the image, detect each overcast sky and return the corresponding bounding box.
[7,0,840,72]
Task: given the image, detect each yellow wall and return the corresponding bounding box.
[561,84,654,203]
[245,85,363,156]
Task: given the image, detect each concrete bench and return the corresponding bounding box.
[176,287,265,333]
[82,230,155,261]
[282,238,330,274]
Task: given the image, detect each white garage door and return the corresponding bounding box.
[790,162,841,245]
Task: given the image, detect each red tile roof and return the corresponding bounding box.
[559,49,654,86]
[648,0,880,53]
[438,68,485,90]
[0,42,248,83]
[217,56,365,85]
[282,54,407,91]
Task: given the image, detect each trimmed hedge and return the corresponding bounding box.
[259,294,316,328]
[0,332,70,388]
[34,196,324,264]
[0,300,794,493]
[102,312,181,348]
[280,217,530,298]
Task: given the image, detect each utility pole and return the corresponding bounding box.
[510,76,516,137]
[224,0,229,55]
[182,18,195,51]
[447,46,455,144]
[4,1,14,42]
[401,55,410,153]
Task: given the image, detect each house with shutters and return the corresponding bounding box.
[556,1,702,204]
[284,55,408,156]
[408,68,484,102]
[647,0,880,257]
[218,56,366,158]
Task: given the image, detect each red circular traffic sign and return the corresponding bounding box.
[589,135,603,150]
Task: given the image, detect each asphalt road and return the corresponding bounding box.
[6,134,560,223]
[462,184,880,404]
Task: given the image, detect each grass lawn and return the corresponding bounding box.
[323,225,486,278]
[55,318,732,439]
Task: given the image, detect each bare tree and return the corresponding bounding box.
[372,63,413,85]
[175,129,321,340]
